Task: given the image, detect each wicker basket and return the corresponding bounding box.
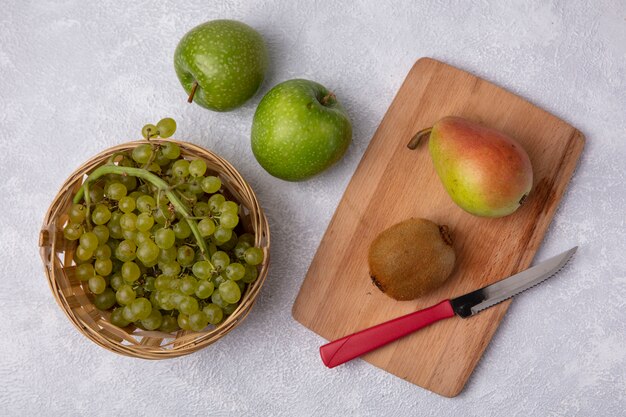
[39,139,270,359]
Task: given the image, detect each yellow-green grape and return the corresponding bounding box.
[195,280,214,299]
[94,259,113,276]
[173,220,191,239]
[122,306,137,322]
[220,201,239,214]
[159,315,179,332]
[177,313,191,330]
[160,261,181,277]
[94,244,111,260]
[179,296,199,315]
[132,144,154,164]
[218,231,238,251]
[156,118,176,138]
[177,245,195,267]
[210,291,229,308]
[193,202,211,217]
[161,141,180,159]
[136,213,154,232]
[144,276,156,292]
[106,182,127,201]
[197,218,215,237]
[168,278,182,291]
[137,240,159,264]
[180,276,197,296]
[69,203,87,223]
[88,275,107,294]
[213,226,232,243]
[136,195,156,213]
[155,275,173,291]
[201,176,221,194]
[110,273,124,291]
[75,245,93,261]
[192,261,213,279]
[212,274,227,288]
[92,225,109,244]
[219,280,241,304]
[211,251,230,269]
[225,263,245,281]
[242,264,258,283]
[134,230,151,246]
[93,288,116,310]
[122,229,137,242]
[203,304,223,325]
[92,204,112,225]
[130,297,152,320]
[79,232,99,252]
[121,261,141,282]
[119,212,137,231]
[118,196,136,213]
[141,124,158,139]
[188,311,209,332]
[155,228,175,249]
[115,284,136,305]
[153,204,173,225]
[111,307,130,327]
[172,159,190,177]
[219,212,239,229]
[158,247,178,263]
[75,263,95,281]
[63,222,83,241]
[115,239,136,262]
[208,194,226,212]
[238,233,255,246]
[244,247,264,265]
[189,159,207,177]
[140,309,163,330]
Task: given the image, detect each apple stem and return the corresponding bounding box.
[187,81,198,103]
[321,92,336,106]
[407,127,432,150]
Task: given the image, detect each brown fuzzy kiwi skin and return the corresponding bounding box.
[368,218,455,301]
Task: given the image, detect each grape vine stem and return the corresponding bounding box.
[73,165,214,267]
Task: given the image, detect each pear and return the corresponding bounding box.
[409,116,533,218]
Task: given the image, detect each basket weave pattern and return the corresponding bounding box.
[39,139,270,359]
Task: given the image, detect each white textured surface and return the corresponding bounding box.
[1,0,625,415]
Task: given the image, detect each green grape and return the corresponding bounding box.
[203,304,223,325]
[154,204,173,225]
[92,204,112,225]
[63,222,83,241]
[88,275,106,294]
[144,275,156,292]
[79,232,99,252]
[187,177,204,194]
[130,297,152,320]
[137,240,159,265]
[211,251,230,269]
[109,223,124,240]
[208,194,226,212]
[132,144,154,164]
[122,229,137,242]
[92,225,110,244]
[118,174,137,192]
[224,263,245,281]
[172,159,190,177]
[177,313,191,330]
[119,212,137,231]
[69,203,86,223]
[177,190,197,206]
[156,118,176,138]
[201,176,221,194]
[160,261,181,277]
[212,274,227,287]
[220,201,239,214]
[213,226,232,243]
[94,259,113,276]
[93,288,116,310]
[106,182,127,201]
[192,261,213,279]
[177,245,195,267]
[94,244,112,260]
[219,280,241,304]
[180,276,197,295]
[188,159,207,177]
[155,228,175,249]
[134,230,151,246]
[75,245,93,261]
[110,273,124,291]
[116,284,136,305]
[172,220,191,239]
[197,218,215,237]
[222,303,238,315]
[161,141,180,159]
[219,212,239,229]
[237,280,246,292]
[111,307,130,327]
[120,261,140,282]
[195,280,214,299]
[168,278,182,291]
[115,239,136,262]
[159,290,176,311]
[75,263,95,281]
[155,274,173,290]
[155,150,170,167]
[141,123,158,139]
[211,290,229,308]
[136,212,154,232]
[136,195,156,213]
[188,311,209,332]
[218,231,238,251]
[244,247,264,266]
[193,201,211,217]
[89,185,105,203]
[179,296,199,315]
[118,196,136,213]
[141,309,163,330]
[242,264,258,283]
[159,315,179,332]
[159,246,178,263]
[122,305,137,322]
[238,233,255,246]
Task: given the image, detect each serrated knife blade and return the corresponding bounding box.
[320,247,578,368]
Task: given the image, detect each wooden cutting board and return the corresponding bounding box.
[292,58,584,397]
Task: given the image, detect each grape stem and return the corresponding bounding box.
[73,165,214,268]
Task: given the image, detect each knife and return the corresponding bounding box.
[320,246,577,368]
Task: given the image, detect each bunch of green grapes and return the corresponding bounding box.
[63,118,264,333]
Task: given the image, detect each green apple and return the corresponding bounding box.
[174,20,268,112]
[251,79,352,181]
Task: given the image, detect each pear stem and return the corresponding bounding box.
[407,127,432,150]
[187,81,198,103]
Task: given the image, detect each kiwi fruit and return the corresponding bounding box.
[368,218,455,301]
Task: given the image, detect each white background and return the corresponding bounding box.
[1,0,625,415]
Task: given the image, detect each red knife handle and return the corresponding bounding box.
[319,300,455,368]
